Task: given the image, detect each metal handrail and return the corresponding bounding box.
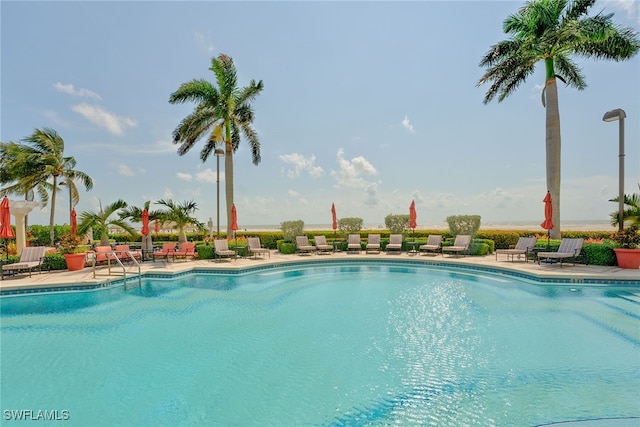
[90,249,141,288]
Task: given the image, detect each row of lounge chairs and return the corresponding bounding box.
[495,236,585,266]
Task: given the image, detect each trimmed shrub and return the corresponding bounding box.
[277,240,296,254]
[384,214,409,234]
[280,220,304,242]
[195,244,214,260]
[446,215,481,236]
[42,253,67,271]
[338,217,363,234]
[583,242,616,266]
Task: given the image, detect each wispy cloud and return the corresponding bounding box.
[53,82,102,100]
[401,115,415,134]
[176,172,193,182]
[279,153,324,179]
[195,168,223,183]
[71,103,137,136]
[607,0,640,23]
[117,164,135,177]
[331,148,377,188]
[194,30,215,53]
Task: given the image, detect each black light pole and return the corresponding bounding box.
[603,108,626,231]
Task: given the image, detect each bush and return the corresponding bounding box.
[583,242,616,266]
[338,217,363,233]
[446,215,481,236]
[280,220,304,242]
[277,240,296,254]
[43,253,67,271]
[384,214,409,234]
[195,244,214,260]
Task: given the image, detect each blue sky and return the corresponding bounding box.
[2,0,639,230]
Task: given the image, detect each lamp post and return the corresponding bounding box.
[603,108,626,231]
[214,148,225,237]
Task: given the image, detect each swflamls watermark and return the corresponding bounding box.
[3,409,70,421]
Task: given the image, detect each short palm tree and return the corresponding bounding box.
[478,0,639,238]
[610,184,640,228]
[118,200,164,228]
[77,199,137,246]
[169,54,263,237]
[1,129,94,244]
[155,199,203,243]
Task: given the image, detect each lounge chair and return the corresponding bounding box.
[347,234,362,254]
[366,234,381,254]
[214,239,236,261]
[1,246,47,280]
[114,244,142,263]
[386,234,403,254]
[314,236,333,255]
[153,243,177,262]
[91,246,118,265]
[442,235,472,257]
[296,236,315,255]
[536,238,585,267]
[419,235,442,255]
[495,237,537,262]
[173,242,196,262]
[247,237,270,259]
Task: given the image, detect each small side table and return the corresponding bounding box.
[407,241,419,255]
[235,246,247,259]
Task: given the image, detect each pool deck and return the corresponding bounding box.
[1,249,639,293]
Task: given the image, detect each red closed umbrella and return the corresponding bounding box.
[231,204,239,231]
[71,209,77,237]
[409,200,417,231]
[141,209,150,236]
[331,203,337,233]
[541,191,554,250]
[0,196,14,239]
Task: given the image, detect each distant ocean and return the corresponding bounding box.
[238,220,614,232]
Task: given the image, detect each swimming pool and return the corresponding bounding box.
[1,262,639,426]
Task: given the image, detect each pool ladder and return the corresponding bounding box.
[91,249,141,288]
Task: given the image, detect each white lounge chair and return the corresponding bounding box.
[347,234,361,254]
[536,238,584,267]
[1,246,47,280]
[366,234,381,254]
[442,235,472,257]
[386,234,403,254]
[247,237,270,259]
[419,235,442,255]
[214,239,236,261]
[495,237,537,262]
[295,236,315,255]
[313,236,333,255]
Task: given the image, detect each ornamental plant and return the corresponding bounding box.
[57,233,86,255]
[612,225,640,249]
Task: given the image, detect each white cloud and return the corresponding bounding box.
[194,30,215,53]
[71,103,137,135]
[195,168,223,183]
[401,115,415,134]
[279,153,324,179]
[53,82,102,100]
[163,188,174,200]
[363,182,380,206]
[176,172,193,181]
[288,189,299,197]
[117,164,135,177]
[609,0,640,23]
[331,148,378,188]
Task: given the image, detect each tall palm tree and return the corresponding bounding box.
[155,199,204,243]
[77,199,137,246]
[477,0,639,238]
[169,54,264,236]
[1,129,94,244]
[60,157,94,225]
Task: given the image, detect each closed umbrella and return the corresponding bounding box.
[141,208,152,258]
[231,204,239,249]
[331,203,337,235]
[409,200,417,234]
[541,191,554,250]
[0,196,14,260]
[71,209,77,237]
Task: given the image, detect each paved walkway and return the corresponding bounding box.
[2,249,639,293]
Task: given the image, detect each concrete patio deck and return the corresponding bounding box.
[1,249,639,294]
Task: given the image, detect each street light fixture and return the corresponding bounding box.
[214,148,225,237]
[602,108,626,231]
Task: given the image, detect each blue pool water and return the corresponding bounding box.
[1,263,639,426]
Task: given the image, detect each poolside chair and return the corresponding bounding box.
[442,235,472,257]
[114,244,142,263]
[536,238,585,267]
[386,234,403,254]
[1,246,47,280]
[214,239,236,262]
[295,236,315,255]
[247,237,270,259]
[495,237,537,263]
[152,243,177,262]
[366,234,381,254]
[347,234,362,254]
[419,235,442,255]
[91,246,118,266]
[173,242,196,262]
[313,236,333,255]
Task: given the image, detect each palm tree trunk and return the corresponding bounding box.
[49,177,58,245]
[545,77,562,239]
